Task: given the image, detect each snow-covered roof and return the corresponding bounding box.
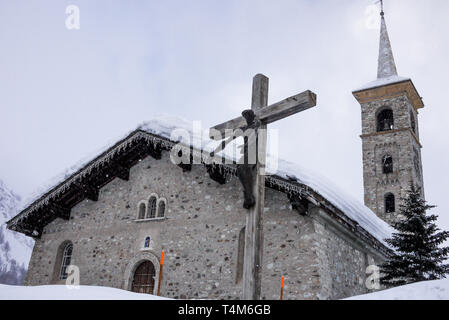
[275,160,393,245]
[14,116,393,248]
[353,75,410,93]
[129,117,394,246]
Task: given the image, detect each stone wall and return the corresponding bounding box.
[25,150,386,299]
[311,207,383,299]
[360,94,424,225]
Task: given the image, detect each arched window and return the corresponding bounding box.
[144,236,151,248]
[59,242,73,280]
[138,202,146,220]
[385,193,395,213]
[157,200,166,218]
[147,196,157,219]
[382,155,393,174]
[410,111,416,134]
[377,109,394,132]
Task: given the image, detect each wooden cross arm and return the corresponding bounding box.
[209,90,317,139]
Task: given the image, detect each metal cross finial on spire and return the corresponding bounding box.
[376,0,384,16]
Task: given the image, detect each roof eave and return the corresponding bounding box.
[353,78,424,110]
[7,130,391,255]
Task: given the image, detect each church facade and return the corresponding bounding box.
[7,9,424,300]
[18,144,391,300]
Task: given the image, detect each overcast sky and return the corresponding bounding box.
[1,0,448,232]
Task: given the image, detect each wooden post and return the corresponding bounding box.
[280,276,284,300]
[209,74,317,300]
[157,250,164,296]
[242,74,269,300]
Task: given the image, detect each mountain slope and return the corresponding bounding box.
[0,180,34,285]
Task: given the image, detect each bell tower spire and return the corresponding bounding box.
[352,3,426,226]
[377,4,398,79]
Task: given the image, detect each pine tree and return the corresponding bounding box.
[380,183,449,286]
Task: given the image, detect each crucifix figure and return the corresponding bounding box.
[212,109,261,209]
[210,74,317,300]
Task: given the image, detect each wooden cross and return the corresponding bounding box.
[210,74,317,300]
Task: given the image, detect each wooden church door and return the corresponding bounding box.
[131,261,156,294]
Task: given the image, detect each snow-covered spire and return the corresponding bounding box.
[377,10,398,79]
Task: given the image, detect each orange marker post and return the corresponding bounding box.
[280,276,284,300]
[157,250,165,296]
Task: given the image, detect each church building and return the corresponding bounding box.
[7,9,424,300]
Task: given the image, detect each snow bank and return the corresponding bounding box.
[0,284,171,300]
[18,115,393,245]
[346,279,449,300]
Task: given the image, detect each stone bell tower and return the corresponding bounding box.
[352,8,425,225]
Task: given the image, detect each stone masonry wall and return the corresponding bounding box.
[360,94,424,225]
[25,150,385,299]
[311,209,383,300]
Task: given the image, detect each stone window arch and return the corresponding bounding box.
[54,241,73,281]
[136,194,167,221]
[157,198,166,218]
[385,193,395,213]
[377,108,394,132]
[137,201,147,220]
[147,195,157,219]
[123,252,161,294]
[382,155,393,174]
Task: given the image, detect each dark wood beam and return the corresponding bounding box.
[19,222,43,239]
[207,165,227,184]
[114,164,130,181]
[288,194,309,216]
[75,182,99,202]
[210,90,317,139]
[149,142,162,160]
[48,202,71,220]
[85,185,99,201]
[10,136,172,238]
[175,148,193,172]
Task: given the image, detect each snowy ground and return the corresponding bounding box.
[2,279,449,300]
[346,279,449,300]
[0,284,171,300]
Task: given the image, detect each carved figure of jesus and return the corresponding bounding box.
[212,109,261,209]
